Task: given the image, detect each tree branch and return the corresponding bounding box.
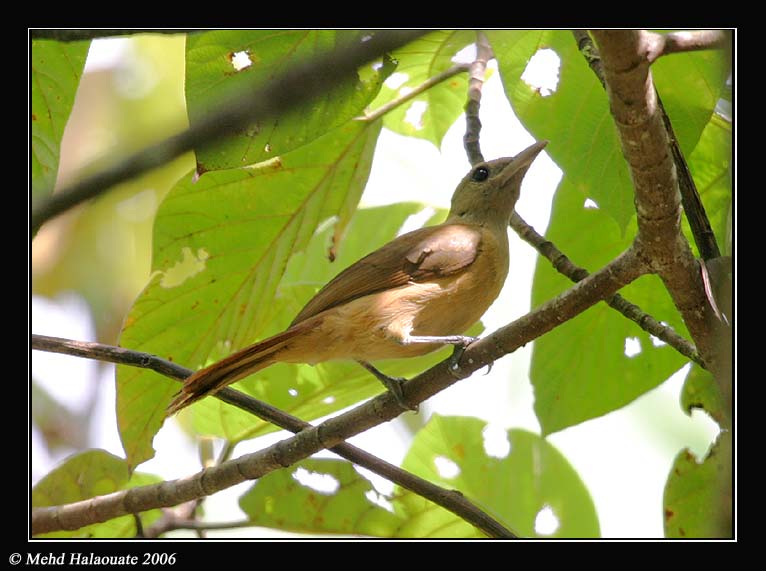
[573,30,724,262]
[590,30,731,416]
[509,212,703,365]
[358,63,470,123]
[463,31,493,166]
[31,334,516,539]
[32,246,645,535]
[30,29,427,235]
[30,29,197,41]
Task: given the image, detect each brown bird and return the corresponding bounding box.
[167,140,548,415]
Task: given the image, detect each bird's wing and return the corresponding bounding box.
[291,223,483,325]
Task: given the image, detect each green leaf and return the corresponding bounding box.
[528,177,689,434]
[240,417,598,538]
[117,119,381,469]
[663,430,732,538]
[651,34,730,156]
[179,203,476,444]
[31,39,89,200]
[683,113,732,257]
[488,30,634,232]
[186,30,391,172]
[401,415,599,538]
[680,364,727,426]
[488,29,728,234]
[370,30,474,148]
[239,458,406,536]
[32,450,161,538]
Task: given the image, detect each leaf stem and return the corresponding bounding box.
[358,63,470,124]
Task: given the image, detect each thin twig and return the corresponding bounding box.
[150,517,254,534]
[32,246,646,536]
[510,212,704,366]
[31,334,516,539]
[464,31,493,166]
[644,30,730,63]
[358,63,470,123]
[30,29,198,41]
[31,30,427,234]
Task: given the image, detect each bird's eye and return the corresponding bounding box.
[471,166,489,182]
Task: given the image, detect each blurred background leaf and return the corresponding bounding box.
[239,458,406,537]
[32,450,162,538]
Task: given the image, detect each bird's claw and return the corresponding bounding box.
[447,336,479,378]
[381,375,419,413]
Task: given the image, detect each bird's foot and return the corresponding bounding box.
[447,336,480,378]
[358,361,418,412]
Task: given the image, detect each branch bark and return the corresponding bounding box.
[31,246,644,535]
[30,29,427,234]
[590,29,731,416]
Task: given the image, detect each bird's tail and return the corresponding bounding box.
[167,323,311,416]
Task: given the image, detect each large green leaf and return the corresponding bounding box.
[528,178,689,435]
[31,39,89,200]
[117,119,381,469]
[186,30,392,172]
[487,29,728,233]
[369,30,474,148]
[400,415,600,538]
[32,450,161,538]
[488,30,634,231]
[240,416,599,538]
[663,430,732,538]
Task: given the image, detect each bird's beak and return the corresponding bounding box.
[497,140,548,186]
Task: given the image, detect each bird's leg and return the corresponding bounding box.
[357,361,418,412]
[404,334,479,377]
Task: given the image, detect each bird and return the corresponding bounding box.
[167,140,548,415]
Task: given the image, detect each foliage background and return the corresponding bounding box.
[31,31,729,538]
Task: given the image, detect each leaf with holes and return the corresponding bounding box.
[369,30,474,148]
[32,450,161,538]
[664,431,731,538]
[400,415,599,538]
[31,39,89,201]
[488,29,728,234]
[116,119,381,469]
[528,177,688,435]
[186,30,393,172]
[239,458,406,536]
